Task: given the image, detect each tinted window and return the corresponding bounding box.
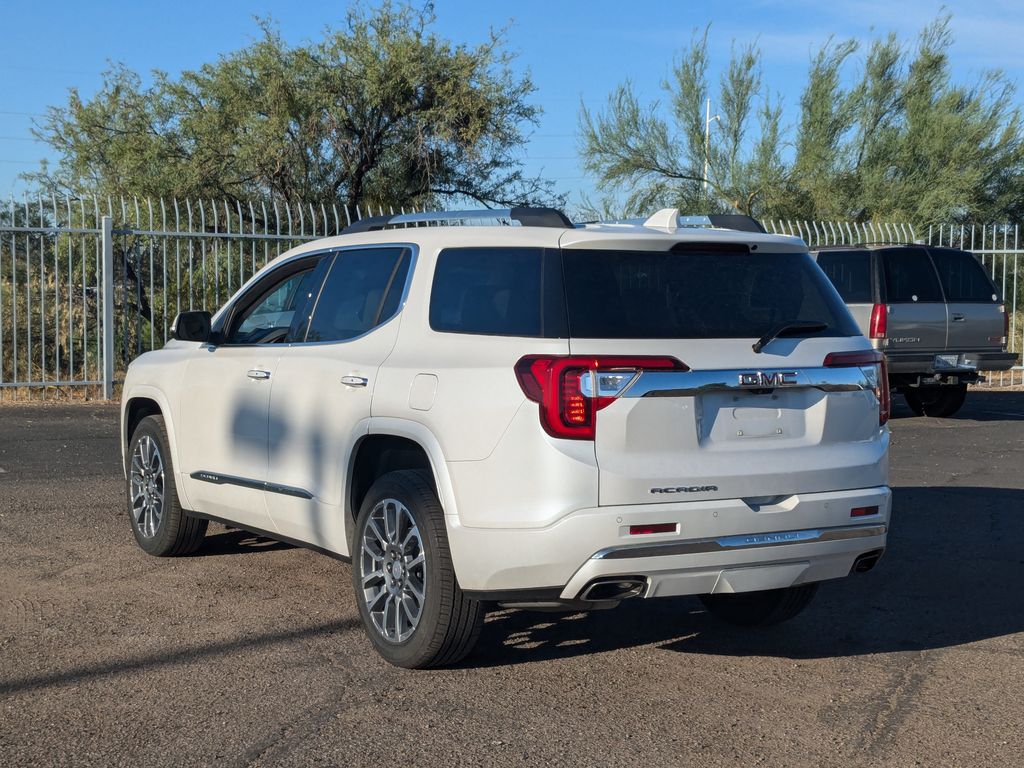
[430,248,567,337]
[228,267,318,344]
[929,248,998,302]
[305,248,410,342]
[881,248,943,302]
[561,249,859,339]
[815,250,872,303]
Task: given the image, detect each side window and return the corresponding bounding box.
[226,264,320,344]
[304,248,411,343]
[429,247,567,337]
[929,248,999,302]
[881,248,943,303]
[814,250,872,303]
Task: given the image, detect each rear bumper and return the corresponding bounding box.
[885,350,1017,374]
[448,486,891,599]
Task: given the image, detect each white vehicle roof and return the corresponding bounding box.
[266,207,806,269]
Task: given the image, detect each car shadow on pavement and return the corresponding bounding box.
[467,485,1024,667]
[196,527,295,556]
[890,390,1024,422]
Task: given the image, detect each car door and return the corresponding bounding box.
[266,245,413,555]
[928,247,1005,353]
[176,255,327,530]
[879,247,948,355]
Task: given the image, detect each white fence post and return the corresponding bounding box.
[101,215,115,400]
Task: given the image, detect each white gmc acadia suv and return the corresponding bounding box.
[121,207,891,668]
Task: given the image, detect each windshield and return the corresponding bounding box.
[561,249,860,339]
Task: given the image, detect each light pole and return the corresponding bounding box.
[704,98,720,194]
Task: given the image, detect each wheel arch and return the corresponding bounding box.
[121,386,188,504]
[350,419,458,524]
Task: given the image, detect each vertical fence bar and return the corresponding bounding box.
[38,196,45,391]
[11,197,16,385]
[160,198,168,344]
[101,216,114,400]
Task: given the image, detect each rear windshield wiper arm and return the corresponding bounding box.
[752,321,829,353]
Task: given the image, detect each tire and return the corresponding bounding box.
[352,470,484,669]
[126,415,208,556]
[699,583,818,627]
[903,383,967,417]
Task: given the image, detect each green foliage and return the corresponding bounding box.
[28,3,560,211]
[579,14,1024,226]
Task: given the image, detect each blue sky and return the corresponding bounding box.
[2,0,1022,209]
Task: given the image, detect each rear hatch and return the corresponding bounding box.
[928,247,1007,353]
[558,236,888,506]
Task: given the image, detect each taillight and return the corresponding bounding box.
[869,303,887,339]
[1002,304,1009,347]
[823,349,890,426]
[515,355,688,440]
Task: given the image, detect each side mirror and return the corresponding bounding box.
[171,310,212,343]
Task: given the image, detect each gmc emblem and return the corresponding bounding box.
[738,371,798,387]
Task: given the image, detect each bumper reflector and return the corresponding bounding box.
[851,505,879,517]
[629,523,678,535]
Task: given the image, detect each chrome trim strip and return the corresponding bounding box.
[621,365,875,398]
[591,523,887,560]
[190,471,314,500]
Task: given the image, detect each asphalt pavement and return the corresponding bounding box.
[1,392,1022,767]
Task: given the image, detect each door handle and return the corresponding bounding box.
[951,313,966,322]
[341,375,368,387]
[247,369,272,380]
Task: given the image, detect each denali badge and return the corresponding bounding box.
[738,370,798,387]
[650,485,719,494]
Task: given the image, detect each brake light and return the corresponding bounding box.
[515,355,688,440]
[869,303,887,339]
[823,349,890,426]
[1002,304,1009,347]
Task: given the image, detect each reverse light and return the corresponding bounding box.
[869,303,887,339]
[515,355,688,440]
[823,349,890,426]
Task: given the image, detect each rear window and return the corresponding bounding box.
[881,248,943,302]
[561,249,860,339]
[430,247,567,337]
[929,248,999,302]
[815,250,872,303]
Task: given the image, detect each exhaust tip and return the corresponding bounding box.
[579,577,648,602]
[852,549,885,574]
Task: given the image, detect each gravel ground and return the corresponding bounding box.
[1,393,1022,767]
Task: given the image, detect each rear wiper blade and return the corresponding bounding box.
[752,321,828,353]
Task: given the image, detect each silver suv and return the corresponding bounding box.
[121,208,891,668]
[813,244,1016,417]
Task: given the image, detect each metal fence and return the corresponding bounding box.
[0,195,1020,398]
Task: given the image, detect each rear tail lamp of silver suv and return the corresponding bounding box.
[822,349,891,425]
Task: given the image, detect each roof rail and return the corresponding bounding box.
[583,208,766,234]
[342,206,573,233]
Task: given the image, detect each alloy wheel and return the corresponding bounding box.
[130,435,165,539]
[359,498,427,643]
